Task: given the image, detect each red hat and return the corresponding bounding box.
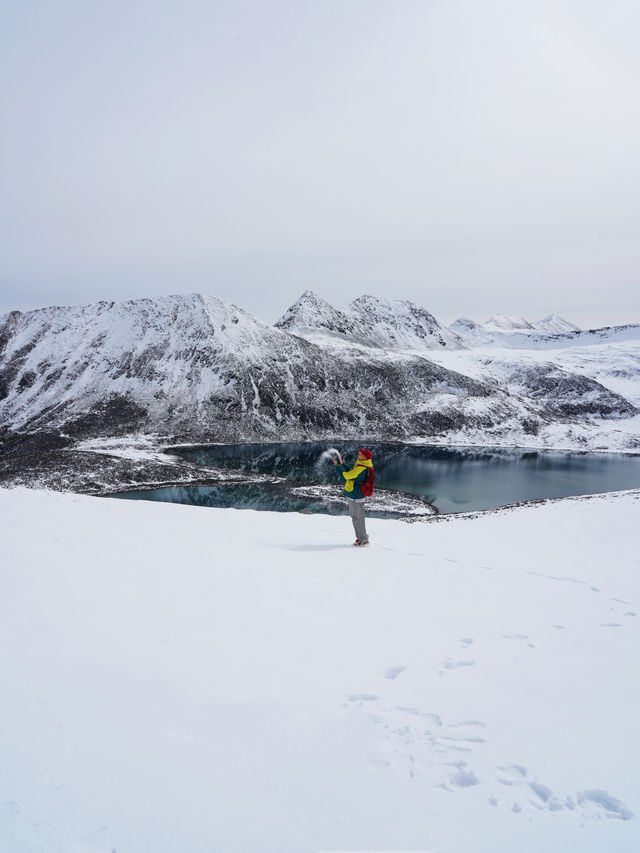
[359,447,373,460]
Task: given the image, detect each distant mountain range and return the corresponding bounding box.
[0,292,638,451]
[483,313,581,333]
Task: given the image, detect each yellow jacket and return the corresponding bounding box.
[339,458,373,497]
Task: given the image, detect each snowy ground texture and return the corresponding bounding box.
[1,487,639,853]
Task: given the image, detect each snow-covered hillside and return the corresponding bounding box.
[450,316,639,350]
[426,327,640,451]
[0,292,638,456]
[1,486,638,852]
[0,293,506,443]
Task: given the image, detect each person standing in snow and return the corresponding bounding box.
[333,448,375,546]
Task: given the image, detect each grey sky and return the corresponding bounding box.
[1,0,639,328]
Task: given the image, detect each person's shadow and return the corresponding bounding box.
[270,543,354,552]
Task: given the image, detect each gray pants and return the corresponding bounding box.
[348,499,368,543]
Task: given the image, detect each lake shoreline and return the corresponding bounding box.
[2,433,640,517]
[102,439,640,519]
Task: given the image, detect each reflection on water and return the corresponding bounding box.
[115,483,328,514]
[113,482,409,519]
[169,443,640,514]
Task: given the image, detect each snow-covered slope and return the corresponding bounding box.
[2,486,638,852]
[450,316,497,346]
[0,293,314,437]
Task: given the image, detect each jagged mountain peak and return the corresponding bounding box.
[274,291,362,339]
[485,314,534,330]
[276,290,342,325]
[351,293,435,319]
[5,292,287,371]
[0,292,307,435]
[0,291,266,333]
[450,316,482,332]
[531,314,581,333]
[284,289,327,311]
[459,312,580,336]
[349,294,465,350]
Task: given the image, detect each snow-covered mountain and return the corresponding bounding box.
[275,291,464,351]
[0,293,529,443]
[483,313,580,334]
[485,313,534,330]
[348,294,466,350]
[531,313,581,333]
[0,292,638,451]
[449,317,496,347]
[275,290,375,346]
[449,315,639,351]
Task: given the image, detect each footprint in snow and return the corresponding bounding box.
[497,763,528,784]
[528,780,565,811]
[396,708,443,727]
[383,665,406,680]
[346,703,635,823]
[493,765,634,821]
[528,571,587,586]
[449,762,480,788]
[446,719,486,730]
[346,693,378,702]
[576,789,634,821]
[460,638,474,647]
[355,705,486,784]
[440,658,475,672]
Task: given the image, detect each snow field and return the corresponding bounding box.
[0,487,639,852]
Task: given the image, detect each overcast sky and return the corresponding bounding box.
[1,0,639,328]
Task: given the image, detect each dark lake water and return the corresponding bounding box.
[112,442,640,516]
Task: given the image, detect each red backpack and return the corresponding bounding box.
[360,465,375,497]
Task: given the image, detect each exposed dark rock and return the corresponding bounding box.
[0,428,73,457]
[509,365,637,420]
